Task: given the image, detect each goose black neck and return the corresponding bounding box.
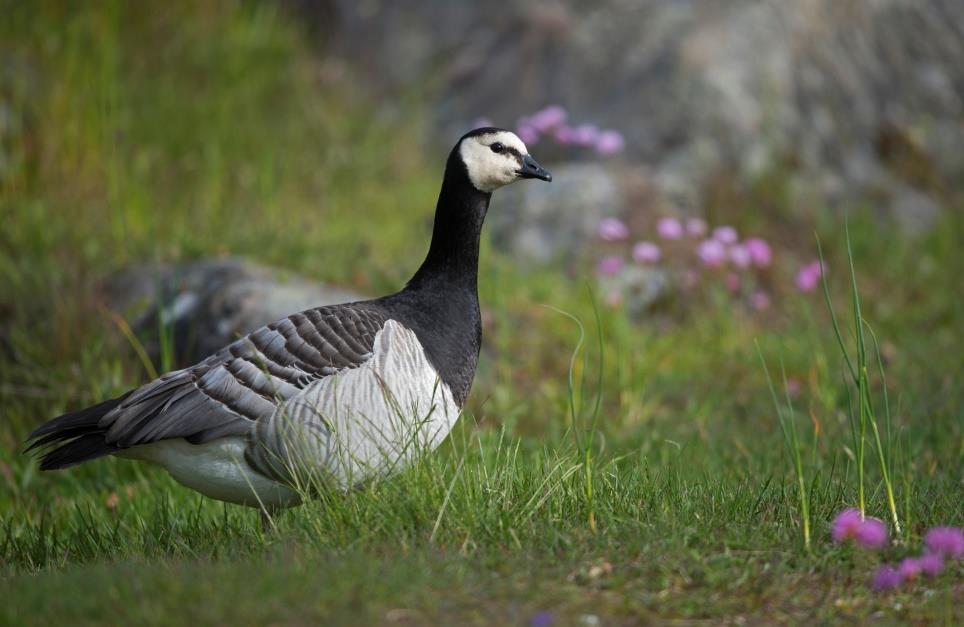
[407,148,491,292]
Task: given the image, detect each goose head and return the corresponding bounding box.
[457,127,552,193]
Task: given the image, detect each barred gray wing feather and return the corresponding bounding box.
[105,306,388,445]
[28,304,388,468]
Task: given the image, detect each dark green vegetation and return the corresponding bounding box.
[1,3,961,624]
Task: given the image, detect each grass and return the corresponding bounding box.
[2,2,962,624]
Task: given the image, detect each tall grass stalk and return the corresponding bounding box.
[757,345,811,551]
[544,291,605,532]
[817,226,901,534]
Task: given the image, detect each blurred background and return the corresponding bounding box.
[1,0,961,446]
[322,0,963,232]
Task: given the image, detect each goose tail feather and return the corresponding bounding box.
[25,392,132,470]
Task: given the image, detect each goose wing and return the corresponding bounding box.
[28,304,388,467]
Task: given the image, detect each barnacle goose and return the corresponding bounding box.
[26,128,552,512]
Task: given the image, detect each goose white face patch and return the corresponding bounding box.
[459,131,529,192]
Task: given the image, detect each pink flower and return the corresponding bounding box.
[517,124,539,145]
[855,517,888,549]
[898,557,922,581]
[795,260,824,293]
[632,241,661,263]
[831,508,863,543]
[596,256,624,277]
[871,565,903,592]
[831,509,888,548]
[598,218,629,241]
[785,377,801,398]
[744,238,772,267]
[712,225,738,245]
[685,218,707,237]
[918,553,944,577]
[528,106,567,132]
[697,239,726,267]
[724,272,741,292]
[657,217,684,240]
[729,244,752,269]
[796,271,819,292]
[924,526,964,559]
[751,291,771,311]
[595,130,625,156]
[554,125,575,146]
[573,124,600,147]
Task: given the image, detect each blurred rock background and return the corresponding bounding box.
[105,259,364,364]
[293,0,962,240]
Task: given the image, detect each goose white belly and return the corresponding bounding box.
[125,437,300,509]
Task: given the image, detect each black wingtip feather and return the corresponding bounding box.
[37,434,121,470]
[25,392,131,469]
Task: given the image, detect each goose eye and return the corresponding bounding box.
[490,142,505,154]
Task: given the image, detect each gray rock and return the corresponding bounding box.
[597,265,671,318]
[885,182,943,236]
[490,163,622,266]
[105,257,365,367]
[310,0,962,233]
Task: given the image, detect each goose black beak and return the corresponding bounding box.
[517,155,552,182]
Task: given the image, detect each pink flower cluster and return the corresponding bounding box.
[831,510,961,592]
[597,218,629,241]
[831,508,888,548]
[925,526,964,559]
[516,106,625,156]
[872,548,949,592]
[596,255,624,276]
[596,217,662,270]
[594,216,777,312]
[654,218,773,273]
[632,241,661,264]
[666,217,772,309]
